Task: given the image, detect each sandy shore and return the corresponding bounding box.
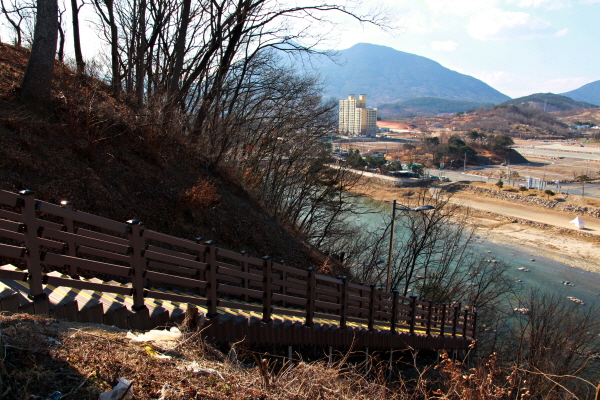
[471,216,600,274]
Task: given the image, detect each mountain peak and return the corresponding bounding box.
[561,81,600,106]
[314,43,510,107]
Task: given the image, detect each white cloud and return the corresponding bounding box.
[431,40,459,51]
[467,8,563,40]
[555,28,568,37]
[512,0,571,9]
[543,77,593,93]
[425,0,497,16]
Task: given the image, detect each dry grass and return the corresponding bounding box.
[1,314,597,399]
[0,313,395,400]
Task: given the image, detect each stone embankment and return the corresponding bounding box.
[459,185,600,219]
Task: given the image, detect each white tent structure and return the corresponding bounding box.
[570,216,584,229]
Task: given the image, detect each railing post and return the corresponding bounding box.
[426,300,433,336]
[127,220,147,311]
[452,303,461,338]
[262,256,272,323]
[462,308,469,338]
[240,250,249,302]
[280,260,287,308]
[60,200,78,277]
[471,308,478,339]
[440,303,447,337]
[409,296,417,335]
[305,267,316,326]
[390,290,399,333]
[205,240,218,318]
[340,276,349,329]
[358,283,365,318]
[19,190,44,300]
[368,284,376,332]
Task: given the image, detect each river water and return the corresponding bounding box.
[352,196,600,309]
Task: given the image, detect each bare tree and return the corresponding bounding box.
[0,0,35,47]
[70,0,85,73]
[20,0,58,114]
[506,289,600,399]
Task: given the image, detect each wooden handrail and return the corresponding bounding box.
[0,190,476,343]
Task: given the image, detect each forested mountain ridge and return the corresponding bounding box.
[499,93,598,112]
[377,97,494,118]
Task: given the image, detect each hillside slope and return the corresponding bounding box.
[377,97,493,118]
[499,93,597,112]
[312,43,510,106]
[561,80,600,106]
[0,43,319,267]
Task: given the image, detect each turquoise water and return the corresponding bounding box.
[352,196,600,309]
[474,237,600,308]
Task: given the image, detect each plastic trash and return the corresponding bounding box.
[44,391,62,400]
[179,361,225,380]
[145,345,172,359]
[98,378,133,400]
[126,327,181,342]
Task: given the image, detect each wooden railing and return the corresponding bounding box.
[0,189,476,346]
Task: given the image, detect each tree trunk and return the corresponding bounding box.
[106,0,120,98]
[168,0,190,96]
[70,0,85,73]
[135,0,146,108]
[57,17,64,62]
[20,0,58,114]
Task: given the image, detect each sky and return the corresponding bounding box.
[317,0,600,99]
[1,0,597,100]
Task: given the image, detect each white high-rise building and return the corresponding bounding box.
[338,94,378,136]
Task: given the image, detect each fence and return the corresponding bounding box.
[0,189,475,350]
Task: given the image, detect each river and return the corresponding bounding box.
[352,196,600,309]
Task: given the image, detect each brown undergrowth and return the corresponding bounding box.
[2,313,595,400]
[0,42,321,267]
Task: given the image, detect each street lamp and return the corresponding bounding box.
[386,200,435,292]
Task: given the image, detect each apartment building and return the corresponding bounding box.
[338,94,378,136]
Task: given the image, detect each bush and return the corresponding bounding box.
[182,178,220,208]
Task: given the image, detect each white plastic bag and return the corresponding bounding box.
[126,327,181,342]
[98,378,133,400]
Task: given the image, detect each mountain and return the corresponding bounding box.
[377,97,493,118]
[499,93,598,112]
[561,81,600,106]
[311,43,511,106]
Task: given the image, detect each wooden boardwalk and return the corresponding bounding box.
[0,189,475,351]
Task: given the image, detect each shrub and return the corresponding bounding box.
[183,178,220,208]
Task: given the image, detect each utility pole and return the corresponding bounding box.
[463,152,467,171]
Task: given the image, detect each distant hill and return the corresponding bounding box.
[499,93,597,112]
[561,81,600,106]
[311,43,510,106]
[377,97,493,118]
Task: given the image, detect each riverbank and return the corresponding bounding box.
[353,181,600,274]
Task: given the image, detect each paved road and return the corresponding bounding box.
[447,192,600,236]
[433,168,600,199]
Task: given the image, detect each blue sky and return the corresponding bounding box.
[319,0,600,99]
[2,0,596,100]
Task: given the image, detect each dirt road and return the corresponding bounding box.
[450,192,600,236]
